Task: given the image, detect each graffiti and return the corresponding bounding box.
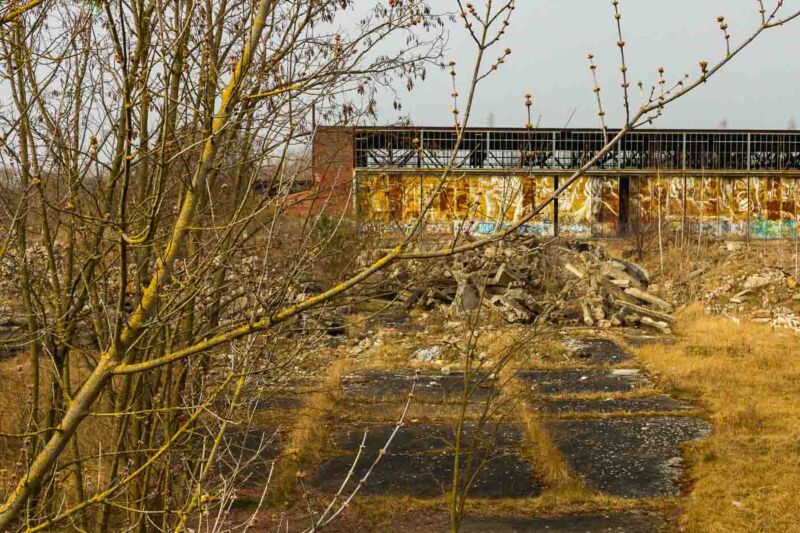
[451,220,552,236]
[356,172,800,239]
[750,219,798,240]
[559,223,592,236]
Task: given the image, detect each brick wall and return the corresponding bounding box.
[288,127,354,216]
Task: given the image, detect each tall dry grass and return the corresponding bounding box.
[631,305,800,532]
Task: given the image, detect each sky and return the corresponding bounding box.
[374,0,800,130]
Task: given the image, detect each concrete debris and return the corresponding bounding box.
[371,240,673,332]
[771,308,800,330]
[565,263,586,280]
[624,288,673,312]
[452,282,481,312]
[640,316,672,335]
[742,270,785,290]
[696,257,800,333]
[413,345,444,363]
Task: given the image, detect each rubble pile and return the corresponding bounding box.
[375,241,675,333]
[700,266,800,332]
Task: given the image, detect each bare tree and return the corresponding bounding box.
[1,0,799,531]
[0,1,445,529]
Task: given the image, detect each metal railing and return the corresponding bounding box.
[353,127,800,172]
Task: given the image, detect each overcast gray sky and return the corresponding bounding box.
[377,0,800,129]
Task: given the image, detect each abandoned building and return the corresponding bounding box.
[311,126,800,239]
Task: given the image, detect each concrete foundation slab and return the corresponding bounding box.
[563,337,632,365]
[517,369,650,395]
[312,422,538,499]
[457,511,668,532]
[219,428,283,486]
[547,417,711,498]
[342,371,498,403]
[312,452,540,499]
[326,422,524,457]
[537,395,694,415]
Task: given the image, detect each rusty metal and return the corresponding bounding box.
[354,127,800,172]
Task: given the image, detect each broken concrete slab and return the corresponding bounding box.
[743,270,785,290]
[565,262,586,280]
[562,337,632,365]
[517,369,650,395]
[535,395,695,415]
[491,263,522,286]
[312,422,539,499]
[547,416,711,498]
[341,370,498,403]
[613,258,651,285]
[624,287,674,312]
[623,333,666,347]
[457,511,668,532]
[311,451,540,499]
[614,300,675,324]
[326,423,524,458]
[452,281,481,312]
[640,316,672,335]
[412,345,444,362]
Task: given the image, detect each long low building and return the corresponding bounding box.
[311,126,800,239]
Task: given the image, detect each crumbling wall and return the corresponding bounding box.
[637,175,800,239]
[355,171,800,239]
[358,173,555,235]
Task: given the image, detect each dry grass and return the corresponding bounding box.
[502,371,582,495]
[348,493,671,527]
[630,304,800,533]
[0,352,119,505]
[0,355,34,435]
[268,357,350,500]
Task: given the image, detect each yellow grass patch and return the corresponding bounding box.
[268,357,350,500]
[630,305,800,532]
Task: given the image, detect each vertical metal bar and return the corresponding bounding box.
[747,132,751,171]
[682,149,687,246]
[682,132,687,171]
[487,130,492,169]
[418,130,423,168]
[419,130,425,215]
[553,131,560,236]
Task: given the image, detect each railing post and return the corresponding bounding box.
[682,132,687,171]
[747,132,751,171]
[551,131,557,169]
[418,130,423,168]
[486,130,492,169]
